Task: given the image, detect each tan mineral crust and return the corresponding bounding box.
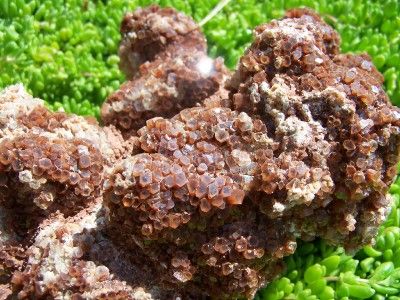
[1,6,400,300]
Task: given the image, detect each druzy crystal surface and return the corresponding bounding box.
[1,7,399,300]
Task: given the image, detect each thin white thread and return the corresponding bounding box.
[198,0,233,27]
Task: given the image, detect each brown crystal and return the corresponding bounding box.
[2,6,400,300]
[102,5,230,135]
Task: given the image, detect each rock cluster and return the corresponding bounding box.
[1,6,399,300]
[101,5,230,135]
[103,8,400,298]
[227,8,400,250]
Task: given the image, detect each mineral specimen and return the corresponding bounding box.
[103,8,400,298]
[227,8,400,249]
[0,86,158,299]
[101,5,230,134]
[1,6,400,300]
[0,85,129,238]
[11,201,154,300]
[118,5,207,78]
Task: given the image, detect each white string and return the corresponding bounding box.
[198,0,233,27]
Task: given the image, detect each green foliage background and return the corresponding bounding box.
[1,0,400,299]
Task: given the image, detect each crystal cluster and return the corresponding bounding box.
[103,8,400,298]
[227,8,400,249]
[1,6,400,300]
[101,5,230,135]
[117,5,207,78]
[104,107,295,297]
[0,85,131,297]
[0,85,130,233]
[11,201,153,299]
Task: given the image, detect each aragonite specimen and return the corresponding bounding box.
[102,49,228,135]
[2,7,400,300]
[10,201,154,300]
[118,5,207,78]
[101,5,230,135]
[103,8,400,298]
[227,8,400,249]
[0,85,129,238]
[0,86,158,299]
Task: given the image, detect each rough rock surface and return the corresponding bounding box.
[0,85,132,290]
[103,8,400,298]
[0,85,132,234]
[11,201,154,300]
[102,5,230,135]
[227,8,400,250]
[1,7,400,300]
[118,5,207,78]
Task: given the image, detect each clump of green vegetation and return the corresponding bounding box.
[1,1,399,299]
